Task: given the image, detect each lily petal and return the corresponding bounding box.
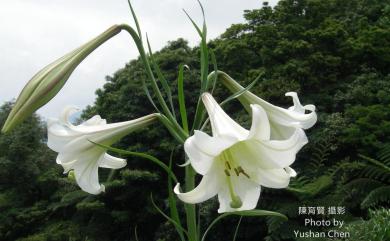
[185,131,237,175]
[285,167,297,177]
[184,136,215,175]
[73,153,105,194]
[174,170,221,204]
[248,104,270,140]
[217,176,260,213]
[219,72,317,130]
[99,153,127,169]
[202,93,248,140]
[253,168,290,188]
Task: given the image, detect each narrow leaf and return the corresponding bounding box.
[201,210,287,241]
[134,226,140,241]
[127,0,143,41]
[141,78,161,113]
[220,71,264,106]
[183,9,203,38]
[146,35,176,118]
[90,141,178,183]
[178,64,189,133]
[150,193,189,238]
[232,217,243,241]
[209,49,218,94]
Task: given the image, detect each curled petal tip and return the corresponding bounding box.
[173,183,182,194]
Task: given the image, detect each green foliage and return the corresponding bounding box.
[334,209,390,241]
[361,186,390,209]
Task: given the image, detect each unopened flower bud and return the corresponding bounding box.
[2,25,122,133]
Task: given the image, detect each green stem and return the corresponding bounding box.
[185,164,198,241]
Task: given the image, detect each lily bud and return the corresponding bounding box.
[2,25,122,133]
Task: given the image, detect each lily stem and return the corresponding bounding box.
[185,164,198,241]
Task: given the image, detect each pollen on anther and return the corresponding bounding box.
[225,161,231,170]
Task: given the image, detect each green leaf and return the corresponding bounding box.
[141,77,161,113]
[201,210,287,241]
[178,64,189,133]
[183,9,203,38]
[358,154,390,172]
[150,193,189,239]
[220,71,264,106]
[287,175,333,199]
[232,216,243,241]
[127,0,143,41]
[209,49,218,94]
[134,226,140,241]
[146,35,176,118]
[90,141,178,183]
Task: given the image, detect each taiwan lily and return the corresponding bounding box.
[174,93,306,212]
[47,106,158,194]
[213,71,317,140]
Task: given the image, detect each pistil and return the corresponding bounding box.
[221,151,243,208]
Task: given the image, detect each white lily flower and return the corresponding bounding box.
[47,106,158,194]
[174,93,306,213]
[218,71,317,140]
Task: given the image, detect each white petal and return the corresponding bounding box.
[56,149,102,172]
[184,131,237,175]
[192,130,237,156]
[201,93,248,139]
[253,168,290,188]
[72,154,105,194]
[286,92,305,113]
[248,104,270,140]
[99,153,126,169]
[242,128,307,169]
[60,106,80,127]
[81,115,107,126]
[217,176,260,213]
[285,167,297,177]
[184,135,215,175]
[221,75,317,130]
[174,171,221,204]
[269,121,297,140]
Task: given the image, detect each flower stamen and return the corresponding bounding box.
[225,161,231,170]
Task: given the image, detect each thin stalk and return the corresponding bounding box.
[185,164,198,241]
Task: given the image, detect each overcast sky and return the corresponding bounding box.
[0,0,278,119]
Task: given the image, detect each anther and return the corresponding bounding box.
[237,166,250,178]
[233,168,240,176]
[225,161,231,170]
[224,169,231,176]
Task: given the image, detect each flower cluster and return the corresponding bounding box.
[175,88,316,212]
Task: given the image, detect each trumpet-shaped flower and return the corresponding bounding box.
[217,71,317,140]
[175,93,307,212]
[47,106,157,194]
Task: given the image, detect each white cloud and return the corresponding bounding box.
[0,0,278,119]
